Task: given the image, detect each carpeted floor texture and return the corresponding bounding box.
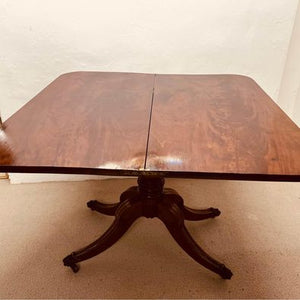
[0,178,299,299]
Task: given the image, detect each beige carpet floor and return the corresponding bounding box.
[0,178,299,299]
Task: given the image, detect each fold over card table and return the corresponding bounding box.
[1,72,299,279]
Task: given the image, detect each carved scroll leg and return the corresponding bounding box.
[158,198,232,279]
[63,198,142,273]
[87,200,120,216]
[183,206,221,221]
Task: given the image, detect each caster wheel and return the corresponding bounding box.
[63,254,80,273]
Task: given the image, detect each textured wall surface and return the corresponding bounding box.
[278,1,300,126]
[0,0,298,182]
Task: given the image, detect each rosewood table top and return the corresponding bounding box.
[0,71,299,181]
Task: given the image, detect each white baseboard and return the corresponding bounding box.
[0,173,8,179]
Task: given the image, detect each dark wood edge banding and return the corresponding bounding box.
[1,166,299,182]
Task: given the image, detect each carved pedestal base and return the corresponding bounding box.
[63,176,233,279]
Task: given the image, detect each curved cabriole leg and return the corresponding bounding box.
[183,206,221,221]
[63,198,143,272]
[157,196,233,279]
[87,200,120,216]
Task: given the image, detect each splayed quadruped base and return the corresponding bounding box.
[63,176,232,279]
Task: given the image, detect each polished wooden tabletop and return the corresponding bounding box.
[0,71,299,181]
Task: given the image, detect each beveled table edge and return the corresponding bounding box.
[1,165,299,182]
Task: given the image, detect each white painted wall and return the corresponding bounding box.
[294,88,300,125]
[278,1,300,126]
[0,0,298,183]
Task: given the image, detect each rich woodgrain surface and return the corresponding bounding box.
[0,72,299,180]
[0,72,154,173]
[146,74,300,177]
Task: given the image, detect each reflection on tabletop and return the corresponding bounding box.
[0,129,14,165]
[97,155,183,170]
